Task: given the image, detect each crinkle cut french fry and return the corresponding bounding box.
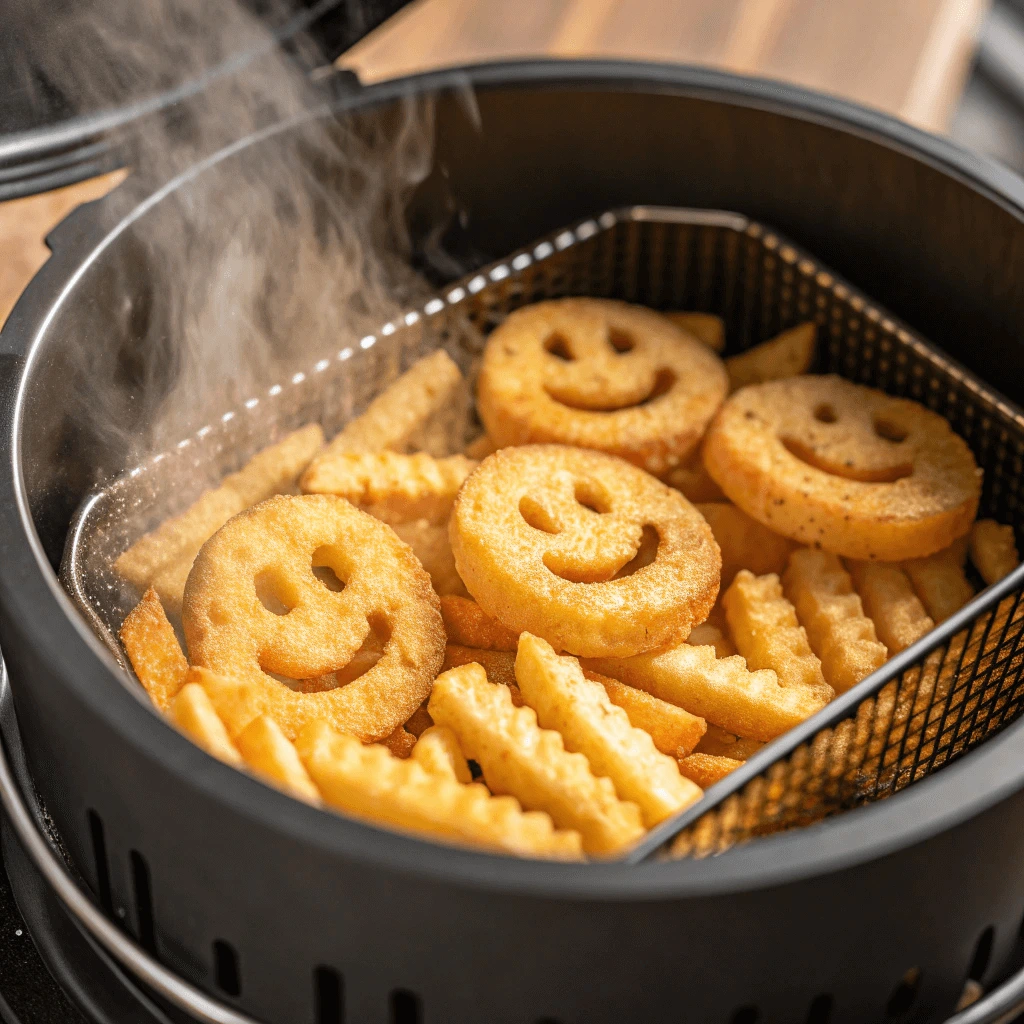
[664,312,726,352]
[694,725,764,760]
[516,634,701,827]
[677,753,743,789]
[296,720,582,859]
[169,683,242,766]
[440,595,520,651]
[119,587,189,711]
[687,605,736,659]
[724,322,816,391]
[696,502,796,589]
[970,520,1021,586]
[411,725,472,783]
[391,518,469,597]
[847,560,935,655]
[585,643,820,743]
[723,570,833,703]
[236,715,320,802]
[428,663,644,855]
[442,645,522,701]
[902,545,974,624]
[300,451,477,525]
[584,669,706,758]
[782,549,888,694]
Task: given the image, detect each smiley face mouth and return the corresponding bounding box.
[781,436,913,483]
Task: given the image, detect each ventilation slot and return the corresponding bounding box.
[390,988,421,1024]
[86,809,112,913]
[886,968,920,1018]
[968,926,995,982]
[214,940,241,997]
[806,994,832,1024]
[129,850,156,954]
[731,1008,758,1024]
[315,966,344,1024]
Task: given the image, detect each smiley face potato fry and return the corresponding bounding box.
[704,376,981,561]
[182,494,445,741]
[477,298,728,476]
[450,445,721,659]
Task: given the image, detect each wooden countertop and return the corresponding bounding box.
[0,0,988,327]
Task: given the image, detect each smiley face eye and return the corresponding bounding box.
[814,403,837,423]
[873,417,909,443]
[608,327,635,353]
[544,333,575,361]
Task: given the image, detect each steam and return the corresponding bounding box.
[7,0,437,460]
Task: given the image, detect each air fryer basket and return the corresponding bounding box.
[8,62,1024,1024]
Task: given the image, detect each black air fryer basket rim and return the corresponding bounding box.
[5,59,1024,899]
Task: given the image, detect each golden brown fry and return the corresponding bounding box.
[694,724,764,760]
[115,424,324,611]
[428,663,644,855]
[783,549,888,693]
[723,570,832,703]
[297,720,582,859]
[847,560,935,655]
[404,703,434,737]
[379,726,417,759]
[411,725,472,784]
[663,450,726,502]
[236,715,320,802]
[586,643,821,742]
[687,605,736,659]
[677,753,743,788]
[119,587,188,711]
[516,634,701,827]
[442,645,518,692]
[970,520,1021,586]
[584,670,706,758]
[696,502,796,589]
[724,322,816,391]
[169,683,242,766]
[440,595,520,651]
[300,451,477,525]
[390,518,469,597]
[464,433,498,459]
[318,350,469,459]
[664,312,726,352]
[903,542,975,623]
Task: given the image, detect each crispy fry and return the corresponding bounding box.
[584,670,706,758]
[379,725,417,759]
[428,663,644,855]
[442,645,519,693]
[723,570,833,703]
[391,518,468,597]
[694,725,764,760]
[440,596,520,651]
[724,322,816,391]
[696,502,796,588]
[465,433,498,459]
[115,425,324,610]
[297,720,582,859]
[516,634,701,827]
[663,450,726,502]
[677,753,743,788]
[687,605,736,659]
[119,587,188,711]
[783,549,888,693]
[301,451,477,525]
[903,541,975,623]
[236,715,320,802]
[404,703,434,737]
[847,560,935,655]
[970,520,1021,586]
[169,683,242,765]
[411,725,472,783]
[664,312,726,352]
[586,643,821,742]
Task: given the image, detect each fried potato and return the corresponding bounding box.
[404,702,434,737]
[586,643,821,742]
[516,635,702,827]
[297,719,582,859]
[465,433,498,459]
[379,725,417,759]
[119,587,188,711]
[301,451,477,525]
[687,604,736,659]
[169,683,242,765]
[903,541,975,623]
[970,519,1021,586]
[694,724,764,760]
[440,595,520,651]
[584,669,706,758]
[724,322,816,391]
[442,645,520,697]
[723,570,833,703]
[115,424,324,611]
[677,753,743,788]
[696,502,796,588]
[782,549,888,693]
[236,715,320,802]
[664,312,726,352]
[663,449,726,502]
[847,560,935,655]
[318,349,469,459]
[411,725,472,783]
[390,518,469,597]
[428,663,644,855]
